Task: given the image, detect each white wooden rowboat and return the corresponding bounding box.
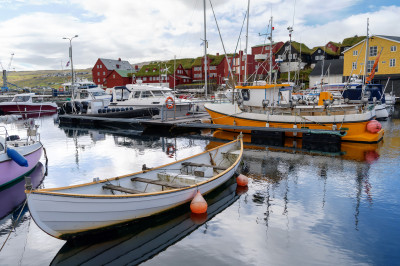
[26,137,243,239]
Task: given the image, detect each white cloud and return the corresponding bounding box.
[0,0,399,71]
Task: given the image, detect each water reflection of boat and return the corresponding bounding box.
[0,162,45,220]
[208,130,381,162]
[50,178,241,265]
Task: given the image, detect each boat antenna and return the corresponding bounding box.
[203,0,208,98]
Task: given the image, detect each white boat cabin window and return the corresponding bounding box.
[12,96,30,102]
[92,91,107,96]
[133,91,141,98]
[152,90,164,96]
[79,92,89,99]
[141,91,152,98]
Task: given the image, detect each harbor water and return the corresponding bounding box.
[0,107,399,265]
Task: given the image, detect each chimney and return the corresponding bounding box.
[135,65,139,70]
[118,58,121,61]
[216,53,219,56]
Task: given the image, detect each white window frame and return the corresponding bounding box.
[390,58,396,67]
[391,45,397,52]
[369,46,378,57]
[352,62,357,70]
[353,50,358,56]
[367,60,378,73]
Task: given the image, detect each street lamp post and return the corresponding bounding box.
[63,35,78,91]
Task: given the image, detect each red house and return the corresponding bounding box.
[92,58,134,87]
[103,70,134,88]
[251,42,284,77]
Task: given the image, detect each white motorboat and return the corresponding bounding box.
[109,82,192,117]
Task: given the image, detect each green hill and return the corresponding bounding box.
[1,69,92,90]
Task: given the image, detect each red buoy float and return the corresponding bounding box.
[190,191,207,214]
[366,120,382,133]
[236,174,249,187]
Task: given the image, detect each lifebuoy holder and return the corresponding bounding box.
[165,97,175,109]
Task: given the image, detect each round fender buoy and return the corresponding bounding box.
[190,191,207,214]
[366,120,382,133]
[236,174,249,187]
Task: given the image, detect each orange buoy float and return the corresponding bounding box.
[190,191,207,214]
[366,120,382,133]
[236,174,249,187]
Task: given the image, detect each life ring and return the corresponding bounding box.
[165,97,175,109]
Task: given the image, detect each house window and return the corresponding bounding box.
[143,77,147,81]
[98,78,100,82]
[352,62,357,70]
[103,71,105,75]
[113,74,115,78]
[367,60,378,73]
[97,65,99,69]
[391,46,397,52]
[103,78,105,82]
[97,72,100,76]
[353,50,358,56]
[318,50,321,54]
[390,59,396,67]
[293,54,297,59]
[100,65,102,68]
[369,46,377,56]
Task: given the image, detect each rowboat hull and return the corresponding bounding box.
[0,142,43,189]
[26,138,243,239]
[204,103,384,143]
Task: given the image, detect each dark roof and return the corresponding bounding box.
[376,35,400,43]
[99,58,133,71]
[309,59,344,76]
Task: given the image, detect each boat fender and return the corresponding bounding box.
[7,148,28,167]
[236,174,249,187]
[190,191,207,214]
[111,108,116,112]
[366,120,382,133]
[165,97,175,109]
[129,107,134,111]
[115,108,121,112]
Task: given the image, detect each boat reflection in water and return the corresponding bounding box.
[208,130,382,163]
[0,162,45,222]
[51,178,241,265]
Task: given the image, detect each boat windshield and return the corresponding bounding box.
[92,91,107,96]
[151,90,164,97]
[12,96,30,102]
[141,91,153,98]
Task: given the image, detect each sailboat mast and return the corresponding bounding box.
[244,0,250,84]
[363,18,369,85]
[203,0,208,98]
[269,16,273,84]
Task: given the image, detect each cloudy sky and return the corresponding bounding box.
[0,0,399,71]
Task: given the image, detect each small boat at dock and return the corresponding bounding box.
[0,93,57,115]
[26,137,243,239]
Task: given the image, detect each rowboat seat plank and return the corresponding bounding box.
[131,177,188,189]
[181,162,227,170]
[103,184,142,194]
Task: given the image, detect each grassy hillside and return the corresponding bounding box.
[1,69,92,89]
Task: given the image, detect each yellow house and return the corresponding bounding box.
[343,35,400,93]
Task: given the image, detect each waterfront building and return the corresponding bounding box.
[92,58,134,87]
[309,59,344,86]
[251,42,284,80]
[342,35,400,95]
[275,41,312,73]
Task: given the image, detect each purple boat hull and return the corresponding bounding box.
[0,162,45,219]
[0,142,43,189]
